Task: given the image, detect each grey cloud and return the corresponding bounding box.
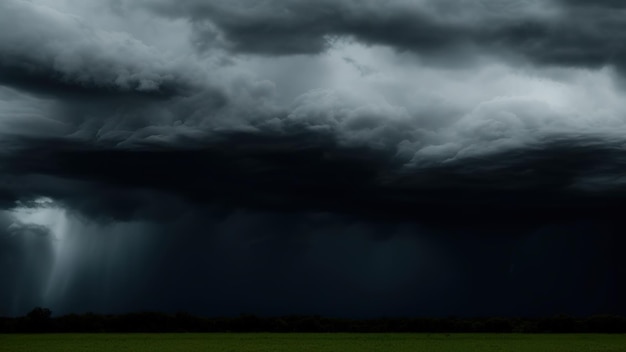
[5,0,624,169]
[0,1,285,146]
[139,0,471,55]
[1,0,626,319]
[0,87,68,137]
[559,0,626,8]
[273,89,417,150]
[0,0,198,98]
[133,0,626,73]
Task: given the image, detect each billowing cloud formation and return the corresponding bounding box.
[1,0,625,317]
[0,0,197,96]
[137,0,626,72]
[137,0,553,54]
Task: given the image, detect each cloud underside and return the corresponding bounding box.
[1,134,625,229]
[146,0,626,70]
[1,0,626,220]
[3,0,626,318]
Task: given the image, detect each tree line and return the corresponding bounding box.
[1,307,625,333]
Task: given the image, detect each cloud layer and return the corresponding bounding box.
[1,0,626,317]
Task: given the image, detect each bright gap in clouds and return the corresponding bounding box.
[9,197,71,306]
[10,197,68,241]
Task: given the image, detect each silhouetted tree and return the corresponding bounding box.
[27,307,52,320]
[25,307,52,332]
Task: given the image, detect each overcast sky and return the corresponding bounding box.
[1,0,625,318]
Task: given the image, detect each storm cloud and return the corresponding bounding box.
[135,0,626,72]
[1,0,625,318]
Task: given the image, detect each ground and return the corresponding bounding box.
[2,333,626,352]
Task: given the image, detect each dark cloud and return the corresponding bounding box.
[559,0,626,8]
[1,0,626,319]
[136,0,626,73]
[1,132,625,229]
[0,60,191,101]
[1,131,625,317]
[141,0,474,55]
[1,196,623,317]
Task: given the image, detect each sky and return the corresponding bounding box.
[1,0,625,318]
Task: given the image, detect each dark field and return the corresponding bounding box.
[1,333,626,352]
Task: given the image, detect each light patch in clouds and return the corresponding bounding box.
[405,66,626,166]
[0,0,204,96]
[9,198,70,303]
[244,41,626,167]
[3,197,159,314]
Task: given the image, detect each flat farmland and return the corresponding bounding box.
[1,333,625,352]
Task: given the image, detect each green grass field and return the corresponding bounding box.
[1,333,625,352]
